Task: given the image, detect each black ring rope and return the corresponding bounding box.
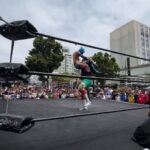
[32,32,150,62]
[121,75,150,79]
[32,106,149,123]
[29,71,150,83]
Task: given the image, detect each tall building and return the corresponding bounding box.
[110,20,150,70]
[54,48,72,74]
[54,47,80,75]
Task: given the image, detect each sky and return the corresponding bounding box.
[0,0,150,64]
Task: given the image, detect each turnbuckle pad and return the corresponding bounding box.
[0,114,34,133]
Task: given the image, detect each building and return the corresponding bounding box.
[54,48,72,74]
[54,47,80,75]
[110,20,150,75]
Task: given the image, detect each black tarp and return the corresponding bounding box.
[0,63,29,75]
[0,63,30,82]
[0,20,37,40]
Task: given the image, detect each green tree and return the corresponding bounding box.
[25,37,64,84]
[92,52,120,85]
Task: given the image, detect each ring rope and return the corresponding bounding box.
[31,32,150,62]
[32,106,149,123]
[29,71,150,83]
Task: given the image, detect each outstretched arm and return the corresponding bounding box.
[80,55,95,64]
[80,55,88,60]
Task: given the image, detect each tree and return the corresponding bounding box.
[25,37,64,84]
[92,52,120,85]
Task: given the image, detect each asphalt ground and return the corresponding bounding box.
[0,98,149,150]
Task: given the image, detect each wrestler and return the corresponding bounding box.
[73,47,92,110]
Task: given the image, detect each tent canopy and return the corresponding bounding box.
[0,63,29,75]
[0,20,37,40]
[0,63,30,82]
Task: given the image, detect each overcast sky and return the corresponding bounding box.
[0,0,150,64]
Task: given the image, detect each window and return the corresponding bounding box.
[141,37,145,47]
[142,49,146,58]
[140,25,144,36]
[145,37,149,48]
[147,50,150,60]
[145,27,148,32]
[145,27,149,38]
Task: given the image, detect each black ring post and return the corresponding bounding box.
[10,40,14,63]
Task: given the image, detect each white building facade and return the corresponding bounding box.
[110,20,150,75]
[54,48,79,75]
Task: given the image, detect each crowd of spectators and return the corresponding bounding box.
[94,86,150,104]
[0,84,79,100]
[0,84,150,105]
